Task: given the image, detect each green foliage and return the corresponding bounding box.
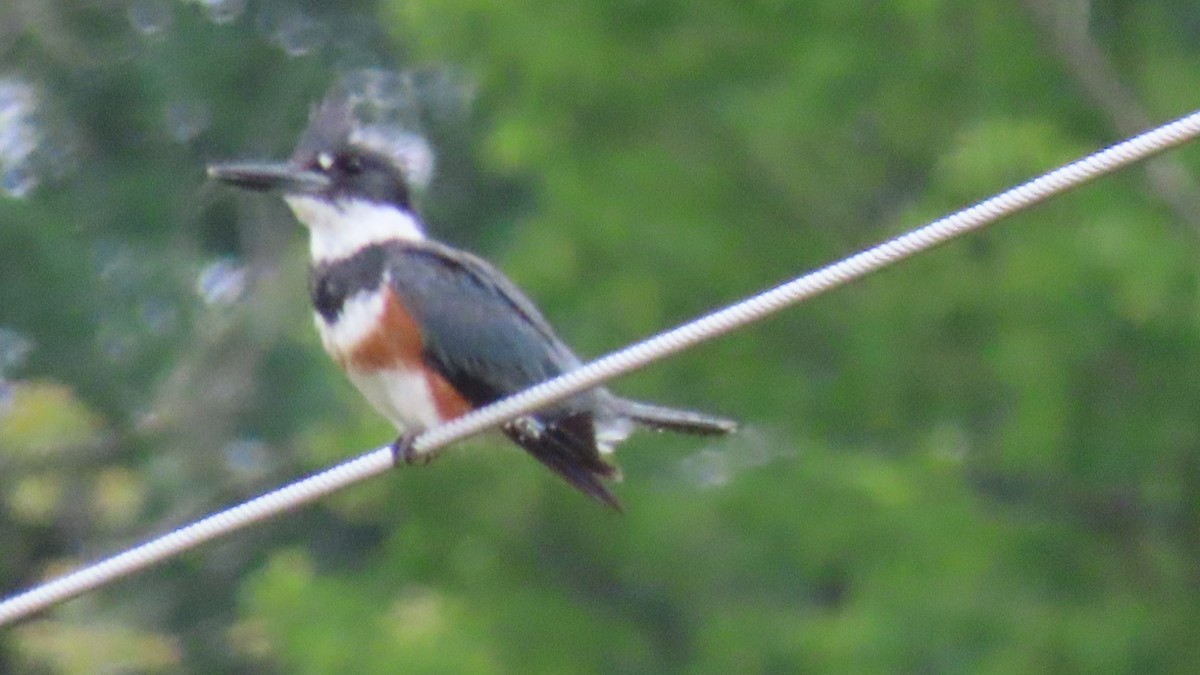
[2,0,1200,672]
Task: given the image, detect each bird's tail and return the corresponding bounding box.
[506,402,736,511]
[615,399,738,436]
[505,413,624,511]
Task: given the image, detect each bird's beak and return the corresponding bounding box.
[206,161,330,194]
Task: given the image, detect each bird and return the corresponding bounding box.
[208,92,736,508]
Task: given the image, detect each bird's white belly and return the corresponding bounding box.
[314,293,444,435]
[344,365,444,433]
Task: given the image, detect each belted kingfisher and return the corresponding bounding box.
[208,93,736,508]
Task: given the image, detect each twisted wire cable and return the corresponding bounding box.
[3,108,1200,626]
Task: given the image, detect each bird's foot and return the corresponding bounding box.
[390,430,433,468]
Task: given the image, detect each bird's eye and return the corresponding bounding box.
[342,154,364,174]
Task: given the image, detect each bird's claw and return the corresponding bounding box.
[390,430,432,467]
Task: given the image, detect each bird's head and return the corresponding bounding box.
[209,90,435,261]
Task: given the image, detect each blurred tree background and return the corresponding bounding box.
[2,0,1200,672]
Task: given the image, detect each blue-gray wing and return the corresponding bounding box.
[384,240,620,507]
[382,240,586,408]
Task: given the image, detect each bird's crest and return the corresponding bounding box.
[292,74,436,190]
